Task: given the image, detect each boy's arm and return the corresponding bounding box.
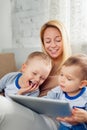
[0,75,8,93]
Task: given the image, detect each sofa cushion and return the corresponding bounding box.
[0,53,17,79]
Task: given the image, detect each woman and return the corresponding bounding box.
[39,20,71,96]
[0,20,71,130]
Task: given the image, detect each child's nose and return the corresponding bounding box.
[61,77,66,83]
[35,76,40,82]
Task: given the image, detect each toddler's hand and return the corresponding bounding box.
[72,107,87,123]
[18,84,38,95]
[56,108,87,124]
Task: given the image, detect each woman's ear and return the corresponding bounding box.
[80,80,87,88]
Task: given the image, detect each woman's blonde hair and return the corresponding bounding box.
[40,20,71,68]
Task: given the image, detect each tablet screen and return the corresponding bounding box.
[9,94,71,118]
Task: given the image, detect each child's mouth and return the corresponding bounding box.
[29,80,36,87]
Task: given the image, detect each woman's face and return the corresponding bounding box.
[43,27,63,59]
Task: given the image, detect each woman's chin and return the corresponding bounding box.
[50,54,59,59]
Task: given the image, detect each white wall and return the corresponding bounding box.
[0,0,87,55]
[0,0,12,51]
[11,0,50,48]
[0,0,50,50]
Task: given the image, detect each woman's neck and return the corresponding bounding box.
[50,56,63,75]
[52,55,63,66]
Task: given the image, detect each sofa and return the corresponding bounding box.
[0,52,17,79]
[0,50,57,130]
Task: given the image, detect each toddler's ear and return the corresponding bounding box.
[21,63,27,72]
[80,80,87,88]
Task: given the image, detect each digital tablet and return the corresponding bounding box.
[9,94,71,118]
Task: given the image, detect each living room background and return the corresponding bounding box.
[0,0,87,54]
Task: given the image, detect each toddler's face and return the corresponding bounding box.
[58,65,82,96]
[21,59,51,89]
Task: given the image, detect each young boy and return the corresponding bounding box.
[0,51,52,97]
[44,53,87,130]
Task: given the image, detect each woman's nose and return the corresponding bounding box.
[51,41,56,47]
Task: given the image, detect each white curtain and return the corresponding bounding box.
[50,0,87,54]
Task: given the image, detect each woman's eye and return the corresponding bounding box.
[56,40,61,42]
[44,38,51,44]
[45,41,51,44]
[55,39,62,42]
[55,37,62,42]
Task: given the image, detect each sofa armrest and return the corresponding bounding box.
[0,52,17,79]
